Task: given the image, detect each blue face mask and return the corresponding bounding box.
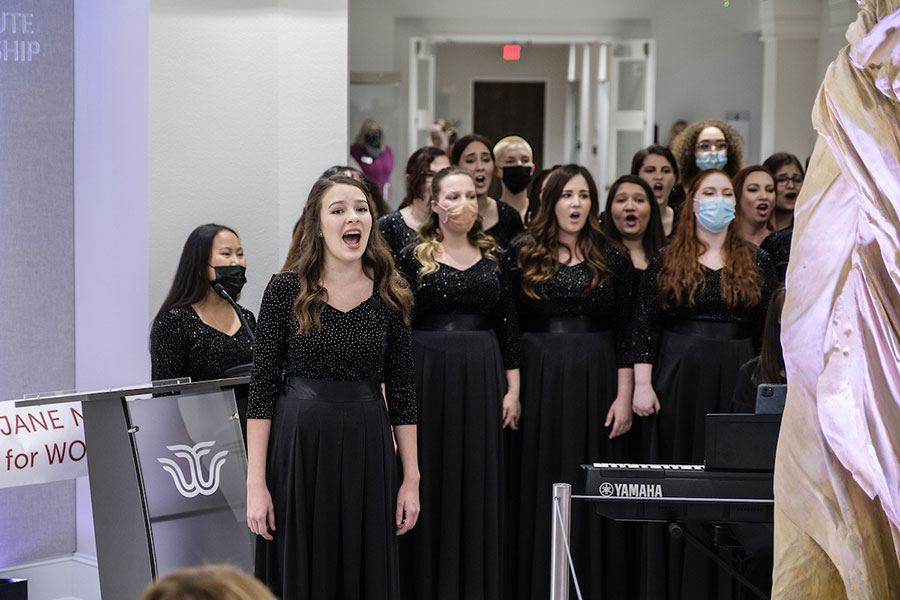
[695,150,727,171]
[695,196,735,233]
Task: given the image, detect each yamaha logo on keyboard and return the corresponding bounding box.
[599,481,663,498]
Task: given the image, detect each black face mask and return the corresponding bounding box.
[502,165,532,194]
[210,265,246,300]
[364,131,382,147]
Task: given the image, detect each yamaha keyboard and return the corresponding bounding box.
[579,462,774,523]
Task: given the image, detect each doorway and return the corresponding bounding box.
[473,81,546,172]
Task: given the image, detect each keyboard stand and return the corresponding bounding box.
[668,522,769,600]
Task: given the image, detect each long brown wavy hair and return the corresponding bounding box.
[413,166,497,283]
[517,164,611,300]
[282,175,413,332]
[399,146,447,209]
[656,169,764,309]
[732,164,776,233]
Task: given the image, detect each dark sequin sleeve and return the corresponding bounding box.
[494,250,521,370]
[608,246,636,368]
[394,243,419,289]
[384,305,417,425]
[760,226,792,282]
[150,305,256,382]
[751,247,778,353]
[150,309,189,381]
[486,201,525,248]
[247,273,294,419]
[630,254,665,365]
[377,211,417,260]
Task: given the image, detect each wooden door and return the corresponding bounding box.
[473,81,546,196]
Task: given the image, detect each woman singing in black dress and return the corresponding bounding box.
[512,165,636,600]
[396,166,520,600]
[631,169,775,600]
[246,175,420,600]
[451,134,525,248]
[602,175,665,464]
[377,146,450,257]
[150,223,255,381]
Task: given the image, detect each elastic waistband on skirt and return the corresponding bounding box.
[414,314,493,331]
[664,319,751,341]
[520,316,611,333]
[283,377,381,402]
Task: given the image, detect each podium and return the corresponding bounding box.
[16,377,254,600]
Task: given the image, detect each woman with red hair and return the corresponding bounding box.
[631,168,776,600]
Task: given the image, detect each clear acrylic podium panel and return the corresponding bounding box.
[127,389,254,576]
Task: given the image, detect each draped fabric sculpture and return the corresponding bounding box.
[773,1,900,597]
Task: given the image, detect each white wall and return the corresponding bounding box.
[150,0,348,327]
[2,0,148,595]
[74,3,151,589]
[434,43,570,167]
[650,5,764,162]
[349,0,765,170]
[348,0,863,171]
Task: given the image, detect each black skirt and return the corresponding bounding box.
[641,324,754,600]
[256,378,399,600]
[513,329,637,600]
[649,325,754,464]
[400,328,505,600]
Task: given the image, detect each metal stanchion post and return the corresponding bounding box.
[550,483,572,600]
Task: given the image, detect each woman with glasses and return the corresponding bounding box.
[763,152,804,232]
[760,153,804,281]
[670,119,744,190]
[377,146,450,258]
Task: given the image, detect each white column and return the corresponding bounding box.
[75,0,150,391]
[149,0,349,318]
[74,1,150,586]
[759,0,822,161]
[818,0,859,80]
[277,0,349,261]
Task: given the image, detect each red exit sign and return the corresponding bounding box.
[503,45,521,61]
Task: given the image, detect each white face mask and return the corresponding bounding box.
[694,195,736,233]
[696,150,728,171]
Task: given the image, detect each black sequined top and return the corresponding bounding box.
[512,240,635,367]
[377,210,417,258]
[760,226,792,282]
[150,305,256,382]
[486,200,525,248]
[247,271,417,424]
[630,265,646,303]
[631,244,777,364]
[396,247,520,370]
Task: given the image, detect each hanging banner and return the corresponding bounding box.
[0,399,87,488]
